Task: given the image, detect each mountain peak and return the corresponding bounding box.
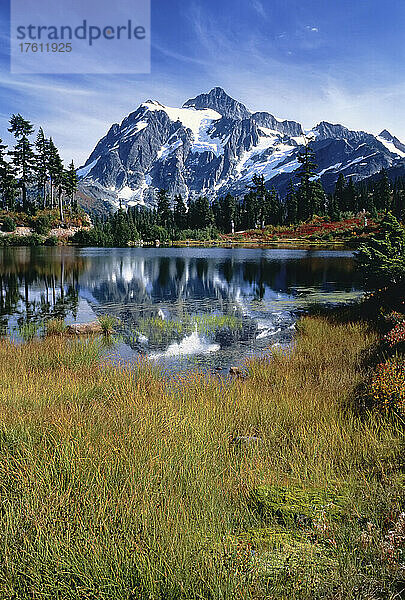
[208,86,228,94]
[379,129,393,141]
[143,99,166,108]
[182,87,250,120]
[315,121,348,132]
[78,87,405,213]
[377,129,405,156]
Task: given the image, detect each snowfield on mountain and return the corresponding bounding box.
[78,87,405,210]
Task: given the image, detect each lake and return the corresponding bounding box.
[0,246,363,373]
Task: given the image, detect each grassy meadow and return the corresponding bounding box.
[0,317,404,599]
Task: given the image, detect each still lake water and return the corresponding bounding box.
[0,246,363,372]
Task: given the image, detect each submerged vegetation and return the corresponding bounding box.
[136,313,244,346]
[17,320,41,341]
[0,312,404,599]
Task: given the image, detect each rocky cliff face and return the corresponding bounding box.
[78,87,405,210]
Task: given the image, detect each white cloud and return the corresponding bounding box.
[0,74,186,165]
[252,0,267,20]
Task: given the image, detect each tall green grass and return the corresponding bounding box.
[44,318,68,336]
[17,321,42,341]
[98,314,119,335]
[0,318,403,599]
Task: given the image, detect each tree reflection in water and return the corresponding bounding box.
[0,247,87,334]
[0,247,362,367]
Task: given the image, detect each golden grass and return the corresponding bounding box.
[0,318,403,599]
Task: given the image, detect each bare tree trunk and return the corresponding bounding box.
[50,176,54,209]
[58,188,64,223]
[22,183,27,212]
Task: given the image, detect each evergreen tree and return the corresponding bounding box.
[375,169,392,212]
[342,177,357,213]
[52,144,65,221]
[285,179,298,224]
[217,193,236,232]
[127,210,139,241]
[110,208,138,246]
[241,191,257,229]
[0,138,9,210]
[312,179,326,216]
[173,194,187,230]
[188,196,214,229]
[392,180,404,221]
[130,205,158,239]
[357,185,370,214]
[233,199,243,231]
[8,114,35,211]
[326,193,337,221]
[248,174,267,228]
[156,188,172,230]
[296,143,320,220]
[1,164,18,212]
[0,138,18,211]
[47,138,63,212]
[334,173,346,213]
[265,187,283,225]
[35,127,48,208]
[64,160,79,211]
[356,212,405,287]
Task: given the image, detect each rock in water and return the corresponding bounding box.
[67,321,103,335]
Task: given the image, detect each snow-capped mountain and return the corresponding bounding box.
[78,87,405,210]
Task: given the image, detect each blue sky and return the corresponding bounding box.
[0,0,404,165]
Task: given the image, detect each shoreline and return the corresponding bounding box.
[0,237,357,250]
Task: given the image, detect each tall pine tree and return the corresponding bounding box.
[188,196,214,229]
[392,179,404,221]
[248,174,267,228]
[0,138,18,211]
[63,160,78,212]
[8,114,35,212]
[47,138,64,215]
[333,173,345,214]
[173,194,187,230]
[296,143,321,220]
[35,127,48,208]
[342,177,358,213]
[156,188,172,230]
[285,179,298,224]
[376,169,392,212]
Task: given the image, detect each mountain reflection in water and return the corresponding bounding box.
[0,246,363,372]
